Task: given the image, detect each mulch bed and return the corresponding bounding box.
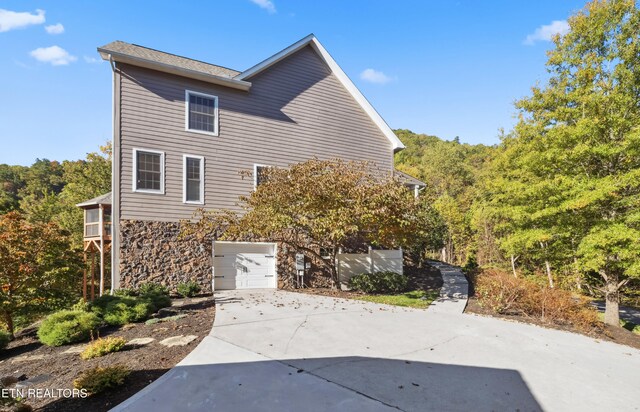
[297,263,443,300]
[0,297,215,412]
[465,296,640,350]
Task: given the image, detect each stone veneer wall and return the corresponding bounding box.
[119,220,212,293]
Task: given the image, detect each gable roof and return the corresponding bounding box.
[76,192,112,208]
[394,170,426,188]
[98,35,405,151]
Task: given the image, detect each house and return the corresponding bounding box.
[97,34,424,293]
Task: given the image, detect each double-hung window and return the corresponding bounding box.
[183,155,204,204]
[185,90,218,135]
[133,149,164,194]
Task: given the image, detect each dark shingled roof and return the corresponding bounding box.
[76,192,112,208]
[98,41,241,79]
[395,170,426,187]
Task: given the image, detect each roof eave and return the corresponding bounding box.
[98,49,252,91]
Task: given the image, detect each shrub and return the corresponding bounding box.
[0,330,10,349]
[348,271,409,294]
[71,298,90,312]
[37,311,101,347]
[176,281,201,298]
[73,365,130,394]
[138,283,171,311]
[113,288,138,297]
[476,269,599,331]
[142,292,172,312]
[90,295,155,326]
[138,283,169,297]
[81,336,127,360]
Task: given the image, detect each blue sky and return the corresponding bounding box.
[0,0,586,165]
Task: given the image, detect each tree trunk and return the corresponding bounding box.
[602,270,620,327]
[440,246,447,263]
[544,260,554,288]
[510,255,518,278]
[3,311,13,338]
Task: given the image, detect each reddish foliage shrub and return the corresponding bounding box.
[476,269,600,332]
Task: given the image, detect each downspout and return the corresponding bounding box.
[108,54,118,294]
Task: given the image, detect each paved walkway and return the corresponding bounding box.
[113,290,640,412]
[426,260,468,314]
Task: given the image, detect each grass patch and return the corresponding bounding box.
[355,290,439,309]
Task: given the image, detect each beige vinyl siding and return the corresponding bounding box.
[119,45,394,222]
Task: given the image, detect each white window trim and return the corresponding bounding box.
[132,148,165,195]
[185,90,219,136]
[183,154,205,204]
[254,163,270,190]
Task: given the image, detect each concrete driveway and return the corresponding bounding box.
[114,290,640,412]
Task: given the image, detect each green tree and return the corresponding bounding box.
[395,129,494,265]
[18,159,65,223]
[0,165,27,213]
[0,212,81,336]
[57,143,112,247]
[488,0,640,325]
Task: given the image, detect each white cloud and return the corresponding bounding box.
[524,20,570,45]
[0,8,45,32]
[30,46,77,66]
[250,0,276,14]
[45,23,64,34]
[360,68,394,85]
[84,55,103,64]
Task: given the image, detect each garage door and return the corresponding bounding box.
[213,242,277,290]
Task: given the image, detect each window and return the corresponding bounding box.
[254,164,271,189]
[185,90,218,135]
[133,149,164,194]
[183,155,204,204]
[85,209,100,237]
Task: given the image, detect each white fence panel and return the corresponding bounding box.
[337,254,371,284]
[337,249,403,284]
[371,250,403,274]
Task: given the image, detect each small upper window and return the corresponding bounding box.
[185,90,218,135]
[183,155,204,204]
[133,149,164,194]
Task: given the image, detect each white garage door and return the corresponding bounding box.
[213,242,277,290]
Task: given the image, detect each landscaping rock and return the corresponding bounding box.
[62,345,86,354]
[11,354,46,363]
[126,337,155,347]
[15,374,52,388]
[159,335,197,347]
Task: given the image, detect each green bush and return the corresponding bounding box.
[90,295,155,326]
[142,292,171,312]
[176,281,201,298]
[37,310,101,347]
[71,298,90,312]
[81,336,127,360]
[348,271,409,294]
[138,283,169,297]
[137,283,171,311]
[113,288,138,297]
[0,330,11,349]
[73,365,130,394]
